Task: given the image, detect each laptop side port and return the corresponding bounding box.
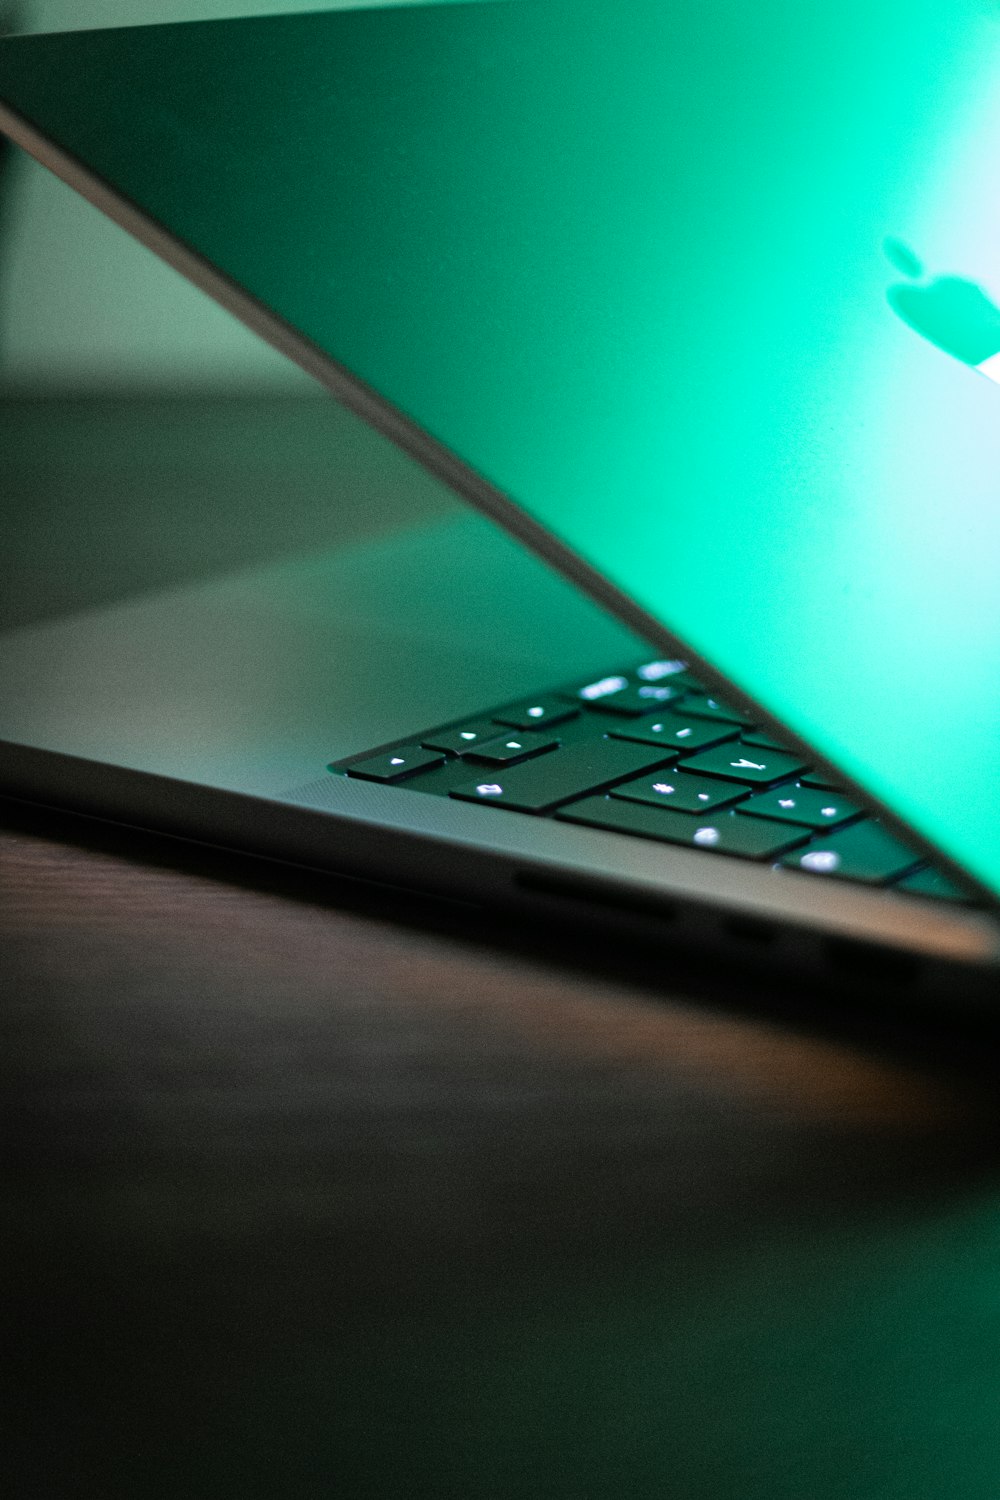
[513,869,677,924]
[825,937,921,988]
[722,915,778,947]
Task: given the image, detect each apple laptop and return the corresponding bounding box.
[1,1,999,1005]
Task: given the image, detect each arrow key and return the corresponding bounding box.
[421,720,509,756]
[465,733,560,766]
[343,745,447,782]
[493,696,580,731]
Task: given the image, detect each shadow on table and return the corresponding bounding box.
[4,796,1000,1500]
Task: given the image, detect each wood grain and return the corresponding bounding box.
[4,805,1000,1498]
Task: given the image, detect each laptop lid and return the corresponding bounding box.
[1,0,999,901]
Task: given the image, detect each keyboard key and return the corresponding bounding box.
[680,693,757,727]
[492,697,580,731]
[344,745,446,782]
[450,737,674,813]
[608,712,739,753]
[679,744,810,785]
[589,682,689,717]
[557,798,808,859]
[610,769,749,814]
[465,733,560,765]
[737,785,863,829]
[894,866,974,903]
[779,821,922,884]
[572,673,631,703]
[633,658,691,682]
[740,728,792,752]
[798,771,844,792]
[422,720,510,755]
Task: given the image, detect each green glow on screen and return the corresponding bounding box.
[1,0,1000,894]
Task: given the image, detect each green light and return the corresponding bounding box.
[3,0,1000,894]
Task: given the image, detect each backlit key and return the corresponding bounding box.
[493,697,580,731]
[737,785,863,829]
[634,659,690,682]
[421,720,507,756]
[611,769,748,814]
[680,693,757,727]
[344,745,446,783]
[779,821,922,883]
[451,737,674,813]
[465,733,560,766]
[608,712,738,753]
[894,867,973,903]
[557,798,808,859]
[582,682,686,716]
[679,744,810,785]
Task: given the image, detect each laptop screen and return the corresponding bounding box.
[2,0,999,899]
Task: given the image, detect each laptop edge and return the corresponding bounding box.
[1,16,998,1006]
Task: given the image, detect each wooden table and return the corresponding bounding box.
[5,797,1000,1500]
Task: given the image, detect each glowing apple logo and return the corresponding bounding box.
[886,238,1000,382]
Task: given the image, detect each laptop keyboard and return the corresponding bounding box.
[331,657,973,904]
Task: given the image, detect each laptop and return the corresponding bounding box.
[1,0,999,1005]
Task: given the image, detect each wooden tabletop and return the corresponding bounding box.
[5,798,1000,1500]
